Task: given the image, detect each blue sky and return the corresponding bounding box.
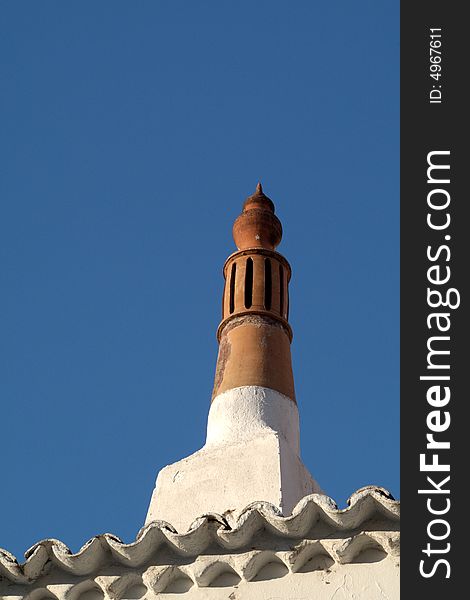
[0,1,399,558]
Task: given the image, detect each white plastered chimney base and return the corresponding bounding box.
[145,386,322,531]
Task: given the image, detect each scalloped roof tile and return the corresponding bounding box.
[0,488,399,585]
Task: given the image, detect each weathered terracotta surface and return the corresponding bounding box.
[212,315,295,401]
[214,184,295,401]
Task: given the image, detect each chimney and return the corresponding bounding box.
[145,184,322,530]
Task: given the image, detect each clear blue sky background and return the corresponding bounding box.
[0,1,399,559]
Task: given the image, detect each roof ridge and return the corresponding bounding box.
[0,488,399,585]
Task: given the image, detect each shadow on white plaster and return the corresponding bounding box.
[162,574,193,594]
[120,583,147,599]
[251,559,289,582]
[208,568,241,588]
[351,546,388,564]
[298,553,335,573]
[68,583,103,600]
[24,589,58,600]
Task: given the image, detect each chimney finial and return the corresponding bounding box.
[232,182,282,251]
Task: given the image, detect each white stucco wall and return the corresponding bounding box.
[206,386,301,453]
[145,386,322,530]
[153,555,400,600]
[0,551,399,600]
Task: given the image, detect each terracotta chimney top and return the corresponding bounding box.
[233,182,283,251]
[144,182,323,532]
